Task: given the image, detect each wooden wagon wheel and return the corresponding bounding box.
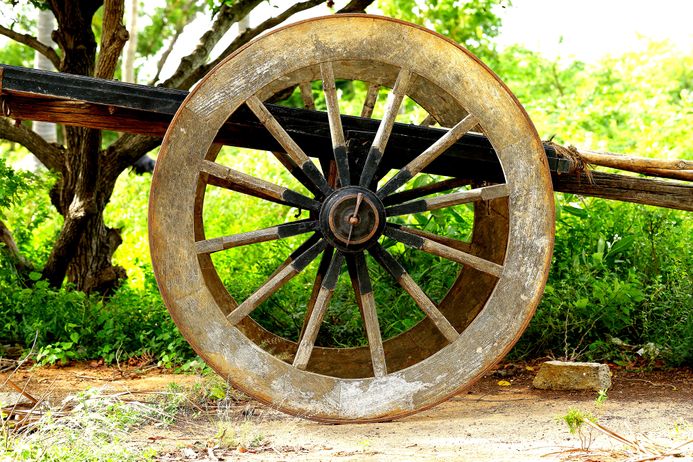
[149,15,554,422]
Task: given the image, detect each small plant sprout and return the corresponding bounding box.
[595,388,608,407]
[561,408,596,450]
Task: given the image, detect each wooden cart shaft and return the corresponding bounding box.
[1,64,690,211]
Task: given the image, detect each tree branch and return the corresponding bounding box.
[179,0,327,90]
[95,0,129,79]
[338,0,375,13]
[103,133,161,182]
[161,0,264,89]
[149,28,183,85]
[0,220,33,275]
[0,23,61,70]
[0,118,64,171]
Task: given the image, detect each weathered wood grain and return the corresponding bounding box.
[360,83,380,118]
[320,62,350,185]
[386,183,509,216]
[553,171,693,211]
[148,15,553,423]
[359,69,412,187]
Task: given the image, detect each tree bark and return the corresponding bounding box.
[38,0,126,293]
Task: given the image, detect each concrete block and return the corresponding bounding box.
[532,360,611,391]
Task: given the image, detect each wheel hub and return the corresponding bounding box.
[320,186,386,252]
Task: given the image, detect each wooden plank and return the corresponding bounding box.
[0,64,185,114]
[293,252,344,370]
[360,83,380,118]
[2,65,690,211]
[194,220,318,255]
[368,244,458,343]
[383,177,472,206]
[553,171,693,211]
[200,160,320,212]
[320,62,350,185]
[226,239,327,325]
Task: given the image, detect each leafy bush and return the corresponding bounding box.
[513,195,692,366]
[0,265,195,366]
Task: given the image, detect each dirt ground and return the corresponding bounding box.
[3,362,692,461]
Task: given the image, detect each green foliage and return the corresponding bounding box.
[0,40,34,67]
[0,157,35,220]
[562,407,593,435]
[490,41,693,160]
[513,196,692,366]
[379,0,508,56]
[0,162,60,267]
[0,266,195,366]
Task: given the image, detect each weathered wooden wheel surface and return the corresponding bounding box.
[149,15,554,422]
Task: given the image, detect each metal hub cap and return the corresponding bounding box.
[320,186,386,252]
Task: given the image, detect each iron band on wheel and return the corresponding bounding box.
[149,14,554,422]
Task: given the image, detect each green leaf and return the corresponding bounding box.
[29,271,42,281]
[607,235,635,256]
[563,205,588,218]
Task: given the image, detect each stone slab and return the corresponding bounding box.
[532,360,611,391]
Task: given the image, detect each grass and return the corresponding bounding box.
[0,362,268,462]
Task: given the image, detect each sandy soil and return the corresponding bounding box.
[3,363,692,461]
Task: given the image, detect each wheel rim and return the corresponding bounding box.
[149,15,554,422]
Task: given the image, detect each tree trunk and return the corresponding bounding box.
[40,0,127,294]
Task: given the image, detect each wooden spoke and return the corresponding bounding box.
[345,254,366,319]
[359,69,413,188]
[195,220,318,255]
[378,113,479,198]
[270,151,326,199]
[384,225,503,278]
[351,252,387,377]
[383,178,472,206]
[386,183,509,216]
[200,160,321,211]
[298,246,334,341]
[395,225,471,253]
[293,252,345,370]
[360,82,380,118]
[246,95,332,196]
[369,244,458,343]
[320,62,350,186]
[227,239,328,326]
[298,82,315,110]
[267,233,321,280]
